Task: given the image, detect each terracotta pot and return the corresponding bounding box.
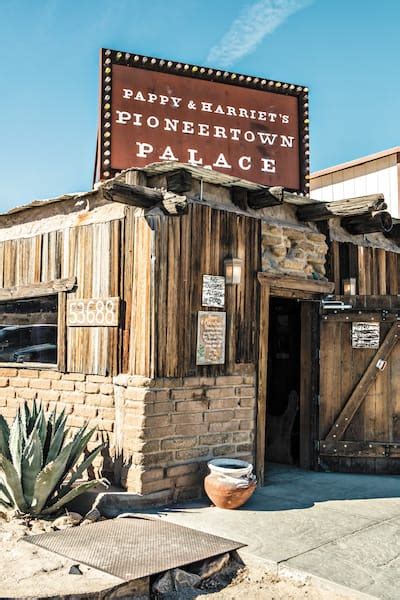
[204,473,256,509]
[204,459,257,509]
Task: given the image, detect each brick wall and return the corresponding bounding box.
[0,367,115,476]
[0,368,257,503]
[114,373,256,504]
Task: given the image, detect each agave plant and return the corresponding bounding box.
[0,400,106,516]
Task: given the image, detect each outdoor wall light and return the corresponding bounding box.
[343,277,357,295]
[224,258,243,285]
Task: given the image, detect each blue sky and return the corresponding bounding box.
[0,0,399,209]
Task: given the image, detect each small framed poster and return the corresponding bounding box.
[196,311,226,365]
[202,275,225,308]
[351,322,380,349]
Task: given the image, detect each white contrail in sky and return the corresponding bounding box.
[207,0,313,68]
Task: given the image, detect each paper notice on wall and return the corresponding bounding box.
[351,322,380,349]
[202,275,225,308]
[196,311,226,365]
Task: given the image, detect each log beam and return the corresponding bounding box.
[341,211,393,234]
[384,222,400,243]
[297,193,386,222]
[230,186,248,211]
[247,187,284,209]
[166,169,193,194]
[104,182,163,208]
[0,277,76,301]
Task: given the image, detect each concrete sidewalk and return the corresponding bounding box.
[142,464,400,600]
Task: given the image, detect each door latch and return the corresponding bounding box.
[384,445,391,457]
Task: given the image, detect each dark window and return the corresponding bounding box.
[0,295,57,365]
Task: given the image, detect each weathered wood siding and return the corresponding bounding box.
[319,315,400,473]
[0,208,154,378]
[152,203,261,377]
[328,241,400,295]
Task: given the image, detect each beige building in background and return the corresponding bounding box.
[310,147,400,218]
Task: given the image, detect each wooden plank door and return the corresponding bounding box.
[319,311,400,473]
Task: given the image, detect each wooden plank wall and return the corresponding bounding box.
[330,242,400,295]
[65,221,122,375]
[152,203,261,378]
[319,319,400,473]
[0,219,129,377]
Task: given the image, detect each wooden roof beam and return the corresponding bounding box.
[384,222,400,243]
[104,182,163,208]
[104,181,188,215]
[341,211,393,235]
[247,186,284,209]
[296,193,386,222]
[166,169,193,193]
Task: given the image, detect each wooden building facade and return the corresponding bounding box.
[1,162,399,500]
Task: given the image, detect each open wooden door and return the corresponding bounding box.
[318,306,400,473]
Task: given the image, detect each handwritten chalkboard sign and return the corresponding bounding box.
[196,311,226,365]
[352,322,380,349]
[202,275,225,308]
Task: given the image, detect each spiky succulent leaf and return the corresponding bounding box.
[34,407,47,451]
[0,480,13,509]
[55,408,66,431]
[45,415,67,465]
[68,443,104,487]
[41,479,105,515]
[43,412,55,459]
[22,430,43,506]
[27,400,38,434]
[0,415,10,459]
[31,441,74,515]
[65,426,95,473]
[0,454,28,513]
[9,410,23,477]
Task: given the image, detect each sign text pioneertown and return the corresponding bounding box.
[97,50,310,191]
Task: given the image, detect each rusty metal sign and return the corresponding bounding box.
[96,49,310,192]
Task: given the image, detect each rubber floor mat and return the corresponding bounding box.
[25,516,244,580]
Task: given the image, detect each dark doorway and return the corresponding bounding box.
[265,297,301,466]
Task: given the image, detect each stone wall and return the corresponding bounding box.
[0,368,256,503]
[261,222,328,279]
[114,373,257,504]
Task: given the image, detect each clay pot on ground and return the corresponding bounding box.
[204,458,257,509]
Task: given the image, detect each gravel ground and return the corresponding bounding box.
[0,516,356,600]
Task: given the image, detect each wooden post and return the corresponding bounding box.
[256,282,270,485]
[57,291,67,372]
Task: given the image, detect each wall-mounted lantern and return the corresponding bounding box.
[224,258,243,285]
[343,277,357,296]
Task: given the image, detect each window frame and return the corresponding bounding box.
[0,278,75,371]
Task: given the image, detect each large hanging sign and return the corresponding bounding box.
[96,49,309,192]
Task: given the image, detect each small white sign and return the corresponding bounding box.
[67,297,120,327]
[352,322,380,349]
[202,275,225,308]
